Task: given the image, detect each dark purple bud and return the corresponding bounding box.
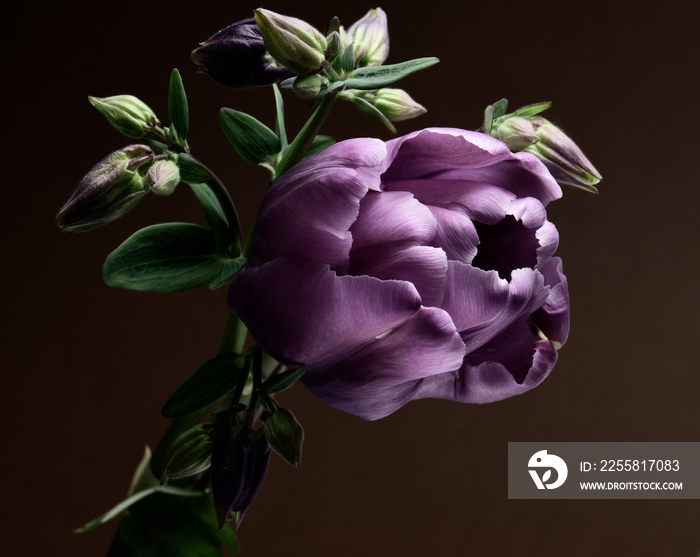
[191,18,295,89]
[211,426,271,528]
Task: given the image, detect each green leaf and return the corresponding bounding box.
[178,153,213,184]
[116,490,237,556]
[188,183,229,252]
[492,98,509,119]
[162,353,248,418]
[262,366,305,394]
[304,135,335,159]
[103,223,222,293]
[220,108,281,165]
[75,485,202,533]
[209,256,246,290]
[349,95,396,133]
[512,101,552,117]
[272,83,288,149]
[168,69,189,140]
[343,57,439,90]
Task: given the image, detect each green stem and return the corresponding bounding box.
[273,92,337,181]
[202,164,243,258]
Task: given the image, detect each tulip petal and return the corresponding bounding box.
[531,257,569,344]
[248,139,386,273]
[229,257,424,365]
[414,339,557,404]
[302,306,466,420]
[443,264,550,353]
[426,206,479,264]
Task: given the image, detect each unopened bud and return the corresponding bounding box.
[89,95,157,138]
[525,117,602,192]
[162,425,213,483]
[254,9,327,74]
[263,408,303,467]
[56,145,154,233]
[347,8,389,67]
[373,88,426,121]
[191,18,295,88]
[147,160,180,196]
[492,116,539,150]
[488,104,602,193]
[292,74,327,99]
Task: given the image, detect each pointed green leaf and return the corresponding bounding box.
[74,485,202,533]
[343,57,439,90]
[162,353,248,418]
[220,108,281,165]
[168,69,189,140]
[103,223,222,293]
[262,366,305,394]
[492,98,509,119]
[350,95,396,133]
[512,101,552,117]
[272,84,288,149]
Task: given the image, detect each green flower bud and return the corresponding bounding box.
[372,88,426,121]
[147,159,181,196]
[292,73,327,99]
[162,425,213,483]
[88,95,158,139]
[346,8,389,67]
[254,9,327,74]
[488,104,602,193]
[263,408,303,467]
[492,116,539,150]
[56,145,154,233]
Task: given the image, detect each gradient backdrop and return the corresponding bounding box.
[5,1,699,555]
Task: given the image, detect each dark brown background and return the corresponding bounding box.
[5,0,699,555]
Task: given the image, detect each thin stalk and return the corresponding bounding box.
[273,92,337,181]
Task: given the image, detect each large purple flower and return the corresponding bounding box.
[229,128,569,420]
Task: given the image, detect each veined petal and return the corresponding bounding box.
[413,339,557,404]
[351,245,448,308]
[427,206,479,264]
[248,138,386,272]
[443,264,550,353]
[228,257,423,365]
[531,257,569,345]
[381,128,513,180]
[302,306,466,420]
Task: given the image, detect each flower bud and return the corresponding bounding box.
[491,116,539,150]
[88,95,157,138]
[346,8,389,67]
[372,88,426,121]
[292,74,326,99]
[263,408,303,467]
[490,110,602,192]
[525,117,602,192]
[254,9,328,74]
[191,18,295,88]
[147,160,180,196]
[56,145,154,233]
[161,425,213,482]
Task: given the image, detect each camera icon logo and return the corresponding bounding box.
[528,450,568,489]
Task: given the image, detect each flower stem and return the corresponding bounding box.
[273,92,337,181]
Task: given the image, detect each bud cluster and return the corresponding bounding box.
[485,100,602,192]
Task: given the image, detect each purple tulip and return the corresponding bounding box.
[229,128,569,420]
